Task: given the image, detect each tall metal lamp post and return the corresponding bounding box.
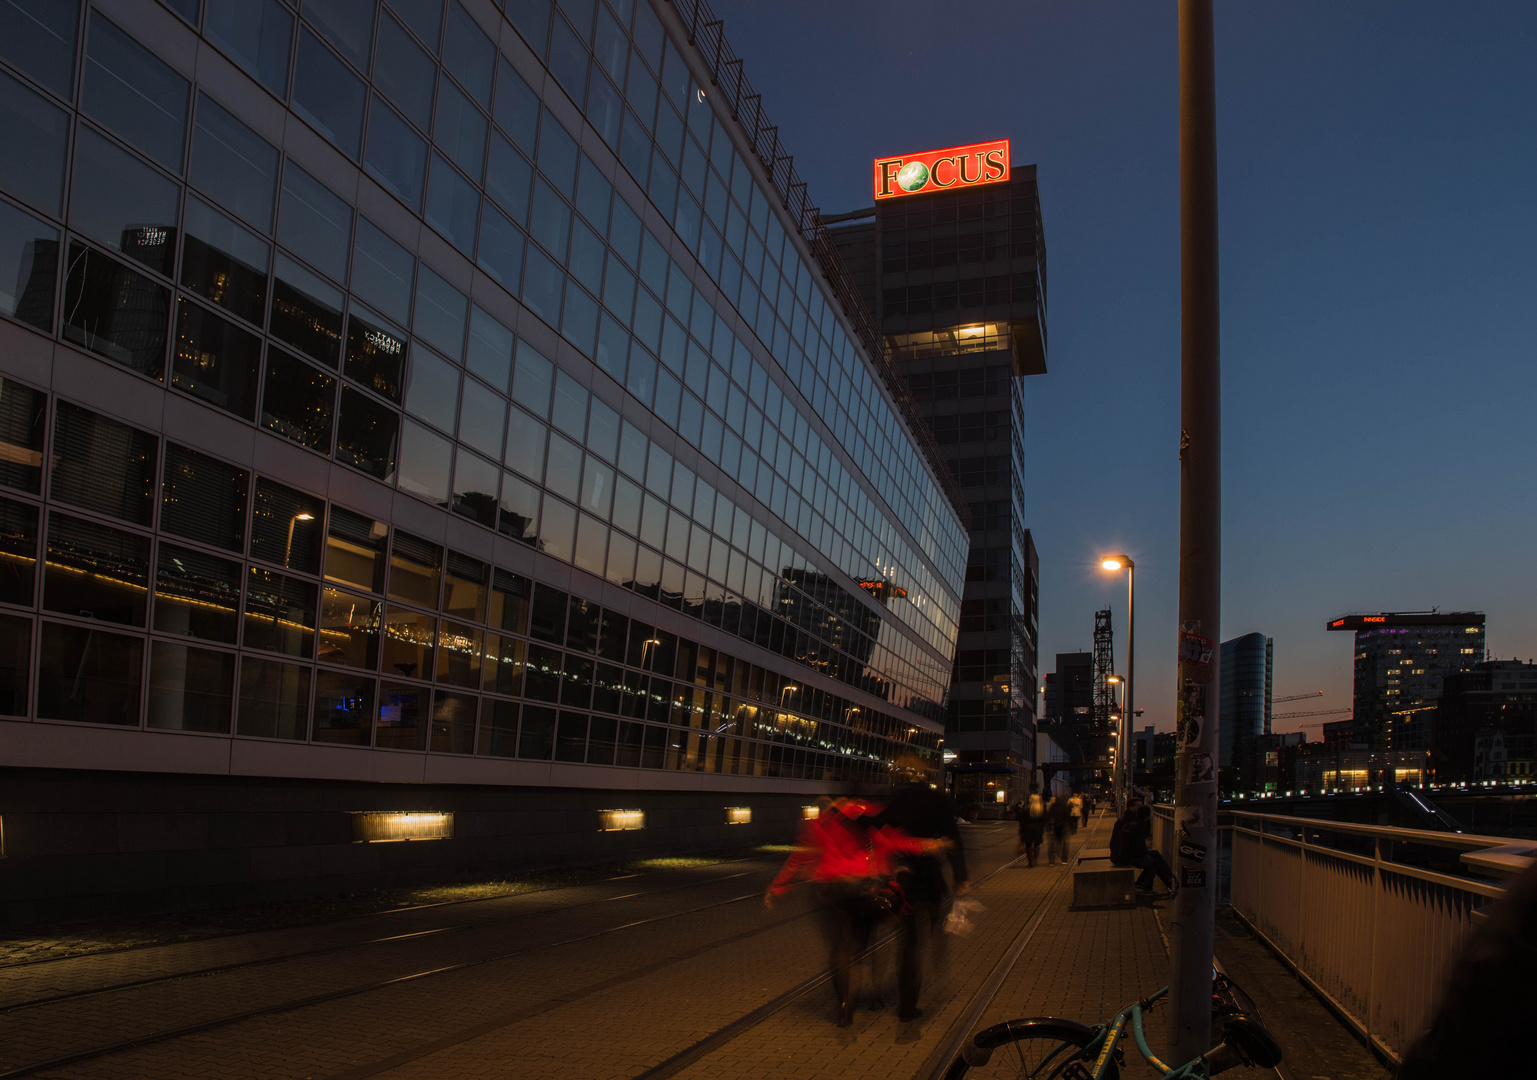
[1099,555,1134,812]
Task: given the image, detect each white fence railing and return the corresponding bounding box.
[1224,811,1513,1064]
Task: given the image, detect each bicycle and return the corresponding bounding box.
[945,969,1285,1079]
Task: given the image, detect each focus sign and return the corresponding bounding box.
[873,140,1010,201]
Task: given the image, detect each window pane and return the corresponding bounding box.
[476,202,524,292]
[249,477,323,572]
[382,605,435,680]
[493,58,539,152]
[434,77,487,178]
[465,305,513,390]
[529,178,570,258]
[555,709,587,761]
[236,656,310,739]
[161,442,247,551]
[181,196,269,325]
[517,702,554,759]
[172,298,262,420]
[188,96,278,232]
[44,512,150,625]
[0,71,69,217]
[262,346,336,452]
[345,307,407,401]
[442,3,494,106]
[456,381,504,459]
[51,402,157,525]
[0,496,37,605]
[293,28,365,159]
[521,246,563,324]
[498,470,539,544]
[352,218,415,319]
[424,154,479,254]
[319,586,380,668]
[0,200,56,333]
[148,641,234,733]
[244,566,317,657]
[278,165,351,283]
[430,687,477,752]
[451,450,498,526]
[70,128,180,275]
[547,16,587,102]
[62,244,170,376]
[477,697,517,756]
[304,0,374,70]
[377,681,428,749]
[153,542,241,643]
[83,15,189,171]
[38,621,142,726]
[436,620,481,689]
[0,380,45,495]
[413,265,468,358]
[404,345,459,431]
[390,0,443,50]
[335,386,398,479]
[0,612,27,715]
[398,419,452,505]
[489,568,529,632]
[389,530,441,606]
[484,634,523,695]
[206,0,293,97]
[0,1,76,99]
[364,99,427,211]
[561,285,598,356]
[374,12,435,130]
[443,551,487,621]
[325,506,387,592]
[271,253,344,366]
[485,134,531,224]
[312,668,375,744]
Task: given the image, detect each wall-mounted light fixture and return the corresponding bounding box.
[352,811,454,843]
[725,807,752,825]
[801,805,820,821]
[599,809,646,831]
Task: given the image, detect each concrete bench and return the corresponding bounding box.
[1072,851,1136,909]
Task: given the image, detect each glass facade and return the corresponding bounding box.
[0,0,966,786]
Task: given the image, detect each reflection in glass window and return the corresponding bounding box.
[0,201,55,333]
[153,542,241,643]
[0,612,27,716]
[206,0,293,98]
[555,710,587,762]
[404,345,459,431]
[434,77,487,177]
[51,402,157,526]
[0,497,37,606]
[271,254,345,367]
[262,347,336,453]
[437,620,482,689]
[504,407,546,480]
[0,71,69,218]
[431,688,478,752]
[413,265,468,358]
[544,433,582,502]
[250,478,323,573]
[244,567,317,657]
[398,420,453,505]
[181,197,269,326]
[304,0,375,70]
[498,471,539,544]
[365,100,429,211]
[562,285,599,356]
[476,203,524,292]
[451,450,498,527]
[547,17,587,105]
[377,681,428,749]
[352,218,415,319]
[425,154,479,254]
[70,129,179,275]
[521,247,564,326]
[293,28,366,159]
[319,587,380,669]
[278,165,352,284]
[374,12,435,130]
[190,95,279,230]
[83,15,189,171]
[529,179,571,259]
[389,530,442,607]
[456,382,505,459]
[335,386,399,479]
[392,0,445,51]
[37,621,142,726]
[485,134,532,223]
[443,552,487,621]
[44,512,150,625]
[345,308,407,401]
[477,697,517,756]
[0,1,76,99]
[442,3,495,106]
[518,703,555,759]
[312,668,375,745]
[489,568,529,632]
[173,299,262,420]
[325,506,387,592]
[236,656,310,739]
[161,443,247,552]
[147,641,235,733]
[382,605,436,680]
[0,381,44,496]
[541,498,576,562]
[493,57,539,152]
[465,306,514,391]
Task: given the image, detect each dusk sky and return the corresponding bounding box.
[709,0,1537,734]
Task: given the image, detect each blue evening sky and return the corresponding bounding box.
[707,0,1537,734]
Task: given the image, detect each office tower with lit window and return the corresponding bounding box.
[828,154,1046,806]
[0,0,968,919]
[1218,631,1271,786]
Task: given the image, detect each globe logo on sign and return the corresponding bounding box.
[896,161,929,192]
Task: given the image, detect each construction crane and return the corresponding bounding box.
[1273,691,1324,705]
[1273,708,1350,720]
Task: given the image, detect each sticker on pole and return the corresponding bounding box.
[1186,752,1215,785]
[1178,839,1207,864]
[1178,631,1214,666]
[1180,866,1207,889]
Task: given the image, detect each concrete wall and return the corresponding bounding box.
[0,769,810,928]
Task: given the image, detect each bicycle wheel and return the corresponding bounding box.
[945,1017,1119,1080]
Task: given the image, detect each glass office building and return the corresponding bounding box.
[0,0,967,899]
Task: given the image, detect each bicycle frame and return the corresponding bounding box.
[1076,986,1218,1080]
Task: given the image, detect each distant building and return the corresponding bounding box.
[1219,632,1272,784]
[1326,612,1486,751]
[1435,659,1537,783]
[1248,731,1306,793]
[1132,724,1176,784]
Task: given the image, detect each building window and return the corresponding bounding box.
[236,655,310,739]
[153,542,241,643]
[37,621,143,726]
[44,513,150,626]
[312,668,375,745]
[147,641,235,733]
[161,443,247,553]
[61,243,171,377]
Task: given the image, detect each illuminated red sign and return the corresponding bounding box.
[873,140,1010,201]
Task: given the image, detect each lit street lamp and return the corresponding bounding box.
[285,512,315,568]
[1100,555,1134,813]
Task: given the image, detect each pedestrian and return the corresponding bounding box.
[870,769,969,1022]
[1068,792,1083,834]
[765,794,949,1027]
[1045,791,1072,865]
[1017,793,1046,867]
[1114,804,1176,896]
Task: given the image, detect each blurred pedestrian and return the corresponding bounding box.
[765,794,949,1027]
[1046,792,1072,865]
[870,769,968,1022]
[1068,792,1083,834]
[1017,793,1045,867]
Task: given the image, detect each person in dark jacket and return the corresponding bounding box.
[869,779,969,1022]
[1118,804,1175,894]
[1017,793,1046,866]
[1046,792,1073,864]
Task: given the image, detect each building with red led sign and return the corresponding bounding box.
[873,140,1011,201]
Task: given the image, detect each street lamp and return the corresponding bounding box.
[285,512,315,568]
[1100,554,1134,813]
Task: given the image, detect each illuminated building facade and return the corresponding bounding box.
[829,160,1046,805]
[1218,631,1271,785]
[0,0,967,917]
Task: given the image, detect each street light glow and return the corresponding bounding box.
[1101,557,1123,571]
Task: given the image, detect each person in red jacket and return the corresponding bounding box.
[765,795,949,1027]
